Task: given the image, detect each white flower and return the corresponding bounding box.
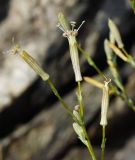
[100,79,111,126]
[57,12,85,82]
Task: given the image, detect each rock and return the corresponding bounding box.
[0,0,81,110]
[114,135,135,160]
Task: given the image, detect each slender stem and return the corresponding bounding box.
[47,79,73,117]
[121,48,135,68]
[101,126,106,160]
[77,81,84,119]
[77,81,96,160]
[47,80,97,159]
[77,44,106,80]
[110,83,135,111]
[112,86,135,111]
[82,125,97,160]
[47,80,85,125]
[122,93,135,111]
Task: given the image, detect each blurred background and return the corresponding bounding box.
[0,0,135,159]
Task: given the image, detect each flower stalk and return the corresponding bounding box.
[57,14,97,159]
[101,126,106,160]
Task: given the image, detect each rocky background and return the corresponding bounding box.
[0,0,135,160]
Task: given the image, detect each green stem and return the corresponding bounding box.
[47,79,73,118]
[122,93,135,111]
[77,81,96,160]
[111,86,135,111]
[121,48,135,68]
[77,44,106,80]
[112,84,135,111]
[101,126,106,160]
[77,81,84,119]
[82,125,97,160]
[47,79,97,160]
[47,79,85,125]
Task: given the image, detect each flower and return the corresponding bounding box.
[57,12,85,82]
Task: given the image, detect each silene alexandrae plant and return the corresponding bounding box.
[8,11,135,160]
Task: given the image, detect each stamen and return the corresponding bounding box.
[77,20,85,32]
[70,21,76,30]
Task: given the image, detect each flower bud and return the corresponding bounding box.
[108,42,128,62]
[108,19,124,49]
[73,122,88,146]
[100,79,111,126]
[20,51,49,81]
[11,44,49,81]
